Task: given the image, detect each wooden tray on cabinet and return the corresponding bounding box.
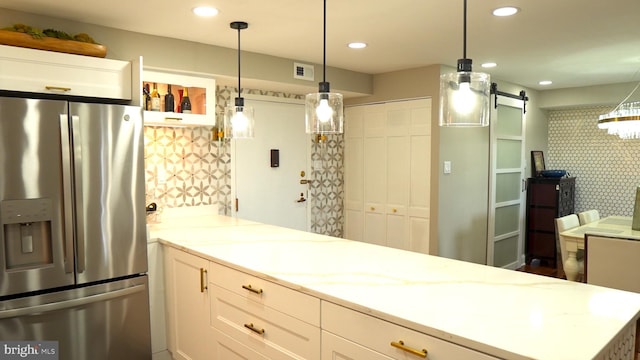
[0,30,107,58]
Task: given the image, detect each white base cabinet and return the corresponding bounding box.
[164,246,500,360]
[164,247,211,360]
[209,261,321,360]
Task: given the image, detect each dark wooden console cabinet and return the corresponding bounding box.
[525,177,575,267]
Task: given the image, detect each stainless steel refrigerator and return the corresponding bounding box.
[0,96,151,359]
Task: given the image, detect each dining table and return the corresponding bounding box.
[559,215,640,281]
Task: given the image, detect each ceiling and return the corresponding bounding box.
[1,0,639,91]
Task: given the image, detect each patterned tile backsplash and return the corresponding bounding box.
[547,106,640,217]
[144,85,344,236]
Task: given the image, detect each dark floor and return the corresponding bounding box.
[516,264,560,278]
[516,256,566,279]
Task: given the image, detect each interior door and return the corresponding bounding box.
[487,95,526,268]
[232,96,309,231]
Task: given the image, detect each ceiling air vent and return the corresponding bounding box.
[294,62,314,81]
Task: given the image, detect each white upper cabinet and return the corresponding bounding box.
[0,45,133,100]
[142,68,216,127]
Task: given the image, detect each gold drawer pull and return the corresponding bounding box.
[45,86,72,92]
[370,206,375,211]
[244,323,265,335]
[200,268,208,293]
[242,284,263,294]
[392,208,397,213]
[164,117,183,121]
[390,340,427,358]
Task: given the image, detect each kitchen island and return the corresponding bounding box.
[149,213,640,360]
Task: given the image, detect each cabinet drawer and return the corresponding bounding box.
[0,45,132,100]
[210,261,320,326]
[322,301,498,360]
[211,284,320,360]
[322,331,393,360]
[211,327,269,360]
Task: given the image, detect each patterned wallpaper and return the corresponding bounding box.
[547,106,640,217]
[144,85,344,236]
[310,135,344,237]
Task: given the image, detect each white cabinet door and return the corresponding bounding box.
[0,44,132,100]
[164,247,211,360]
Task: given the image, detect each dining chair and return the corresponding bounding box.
[585,234,640,293]
[578,209,600,225]
[555,214,581,280]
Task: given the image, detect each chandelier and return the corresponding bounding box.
[598,83,640,140]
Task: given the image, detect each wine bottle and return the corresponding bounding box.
[164,84,175,112]
[180,87,192,114]
[143,83,151,111]
[150,83,161,111]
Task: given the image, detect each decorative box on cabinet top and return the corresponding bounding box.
[142,68,216,127]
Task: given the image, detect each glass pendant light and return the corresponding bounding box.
[598,82,640,139]
[224,21,255,139]
[305,0,344,134]
[439,0,491,127]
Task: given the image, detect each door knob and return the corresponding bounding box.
[296,193,306,202]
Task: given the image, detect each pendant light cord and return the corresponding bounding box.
[323,0,327,83]
[462,0,467,59]
[237,27,242,97]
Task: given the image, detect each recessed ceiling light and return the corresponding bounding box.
[193,6,219,17]
[481,62,497,68]
[348,42,367,49]
[492,6,519,17]
[539,80,553,86]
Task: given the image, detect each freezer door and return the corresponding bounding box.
[0,97,75,297]
[69,103,147,284]
[0,275,152,360]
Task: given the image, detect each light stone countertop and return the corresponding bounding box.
[149,213,640,360]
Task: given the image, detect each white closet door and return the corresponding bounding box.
[344,111,364,241]
[345,99,431,253]
[408,104,431,253]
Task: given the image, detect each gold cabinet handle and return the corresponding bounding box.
[45,86,72,92]
[200,268,208,293]
[242,284,263,295]
[244,323,265,335]
[370,206,375,211]
[392,208,397,213]
[164,117,183,121]
[390,340,427,358]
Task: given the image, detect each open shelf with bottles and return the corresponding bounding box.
[142,68,216,127]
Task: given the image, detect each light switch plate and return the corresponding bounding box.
[444,161,452,174]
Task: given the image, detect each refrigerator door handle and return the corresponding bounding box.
[0,284,146,320]
[60,114,75,274]
[70,115,86,273]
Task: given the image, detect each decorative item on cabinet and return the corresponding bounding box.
[142,68,215,127]
[525,177,576,269]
